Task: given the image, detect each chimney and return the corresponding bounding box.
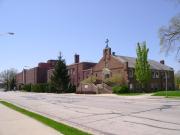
[112,52,116,56]
[160,60,165,65]
[74,54,80,63]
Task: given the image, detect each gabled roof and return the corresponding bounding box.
[113,55,174,71]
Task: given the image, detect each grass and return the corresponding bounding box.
[152,90,180,97]
[0,100,91,135]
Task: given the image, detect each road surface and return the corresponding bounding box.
[0,91,180,135]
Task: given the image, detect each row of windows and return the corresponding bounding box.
[128,70,171,79]
[68,68,172,80]
[129,83,173,90]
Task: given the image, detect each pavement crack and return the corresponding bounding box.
[124,120,180,131]
[130,115,180,126]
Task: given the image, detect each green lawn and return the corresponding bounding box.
[0,100,91,135]
[152,90,180,97]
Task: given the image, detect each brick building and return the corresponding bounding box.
[16,60,58,89]
[90,46,174,92]
[17,43,175,93]
[47,45,174,93]
[47,54,96,86]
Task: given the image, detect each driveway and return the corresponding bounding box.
[0,91,180,135]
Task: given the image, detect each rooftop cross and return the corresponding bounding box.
[105,38,109,48]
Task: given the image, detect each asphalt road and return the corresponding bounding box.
[0,91,180,135]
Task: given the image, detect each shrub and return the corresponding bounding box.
[104,74,126,86]
[31,84,42,93]
[21,83,76,93]
[112,85,129,94]
[31,83,51,93]
[81,76,97,84]
[45,83,57,93]
[67,84,76,93]
[22,84,31,92]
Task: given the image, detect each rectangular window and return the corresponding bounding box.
[155,72,159,78]
[68,70,70,75]
[129,69,133,78]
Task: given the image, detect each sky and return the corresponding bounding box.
[0,0,180,72]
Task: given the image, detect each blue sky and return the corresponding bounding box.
[0,0,179,72]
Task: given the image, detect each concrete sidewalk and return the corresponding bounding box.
[0,103,62,135]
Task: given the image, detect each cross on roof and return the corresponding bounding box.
[105,38,109,48]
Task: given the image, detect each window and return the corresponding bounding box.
[130,83,133,90]
[68,70,70,75]
[129,69,133,78]
[152,71,159,79]
[152,71,155,78]
[155,72,159,78]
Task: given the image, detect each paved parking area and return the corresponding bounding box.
[0,91,180,135]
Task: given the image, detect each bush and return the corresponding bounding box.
[104,74,126,86]
[66,84,76,93]
[81,76,97,84]
[31,84,46,93]
[113,85,129,94]
[47,83,57,93]
[31,83,56,93]
[21,83,76,93]
[22,84,31,92]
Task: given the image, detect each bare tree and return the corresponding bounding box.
[0,68,17,90]
[159,14,180,60]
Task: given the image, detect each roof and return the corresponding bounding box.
[68,62,97,67]
[113,55,174,71]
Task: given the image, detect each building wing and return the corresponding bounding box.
[113,55,174,71]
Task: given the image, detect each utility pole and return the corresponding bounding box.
[165,71,168,97]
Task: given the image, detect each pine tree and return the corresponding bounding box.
[135,42,151,91]
[51,53,71,93]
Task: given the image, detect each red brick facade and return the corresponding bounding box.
[47,54,96,86]
[16,46,175,92]
[16,60,58,89]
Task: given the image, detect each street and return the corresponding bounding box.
[0,91,180,135]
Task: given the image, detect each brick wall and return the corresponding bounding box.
[16,60,57,87]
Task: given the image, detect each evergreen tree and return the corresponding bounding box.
[135,42,151,91]
[51,53,71,93]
